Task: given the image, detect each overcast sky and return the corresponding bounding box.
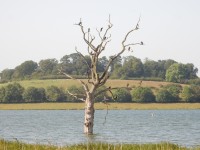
[0,0,200,76]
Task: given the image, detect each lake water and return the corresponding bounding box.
[0,110,200,147]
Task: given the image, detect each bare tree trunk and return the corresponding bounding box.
[84,96,95,134]
[60,17,142,135]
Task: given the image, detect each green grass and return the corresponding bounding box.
[1,139,199,150]
[0,79,174,90]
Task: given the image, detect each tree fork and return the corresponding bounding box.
[61,16,142,135]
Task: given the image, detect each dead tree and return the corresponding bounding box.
[59,16,143,135]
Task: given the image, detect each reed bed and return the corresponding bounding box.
[1,139,198,150]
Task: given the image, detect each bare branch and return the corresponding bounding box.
[67,90,86,102]
[125,42,143,47]
[96,28,103,40]
[75,47,91,70]
[75,20,96,51]
[100,18,141,83]
[58,69,89,92]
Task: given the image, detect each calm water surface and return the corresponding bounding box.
[0,110,200,147]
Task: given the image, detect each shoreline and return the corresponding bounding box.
[0,103,200,110]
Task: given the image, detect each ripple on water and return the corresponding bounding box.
[0,110,200,147]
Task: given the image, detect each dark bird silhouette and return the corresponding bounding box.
[103,36,106,40]
[141,41,144,45]
[136,24,139,30]
[127,83,129,87]
[100,27,103,32]
[139,80,143,86]
[78,21,82,25]
[128,47,131,51]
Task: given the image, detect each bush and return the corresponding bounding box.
[46,86,67,102]
[3,83,24,103]
[156,84,182,103]
[181,85,200,102]
[131,87,155,103]
[0,87,5,103]
[113,88,132,102]
[189,78,200,86]
[163,84,182,101]
[23,87,46,102]
[156,89,176,103]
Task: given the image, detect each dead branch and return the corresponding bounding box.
[75,47,91,71]
[75,19,96,51]
[99,18,141,84]
[58,69,89,93]
[67,90,86,102]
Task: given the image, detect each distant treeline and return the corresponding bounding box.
[0,53,199,84]
[0,82,200,103]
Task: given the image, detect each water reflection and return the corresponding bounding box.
[0,110,200,147]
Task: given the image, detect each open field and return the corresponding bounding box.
[0,103,200,110]
[0,79,177,90]
[1,139,198,150]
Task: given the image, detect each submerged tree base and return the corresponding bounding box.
[1,139,198,150]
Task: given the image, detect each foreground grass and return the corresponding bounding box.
[0,103,200,110]
[1,139,199,150]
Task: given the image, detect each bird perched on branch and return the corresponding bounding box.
[100,27,103,32]
[78,21,82,25]
[127,83,129,87]
[136,24,139,30]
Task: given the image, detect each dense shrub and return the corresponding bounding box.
[46,86,67,102]
[23,87,46,102]
[131,87,155,103]
[181,85,200,102]
[189,78,200,86]
[156,84,182,103]
[0,87,5,102]
[163,84,182,101]
[113,88,132,102]
[156,89,176,103]
[3,83,24,103]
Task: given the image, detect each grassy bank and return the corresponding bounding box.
[0,103,200,110]
[1,139,198,150]
[0,79,173,90]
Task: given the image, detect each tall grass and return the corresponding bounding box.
[1,139,197,150]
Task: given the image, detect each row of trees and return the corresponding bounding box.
[0,54,198,83]
[0,83,200,103]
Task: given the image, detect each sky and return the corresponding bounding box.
[0,0,200,76]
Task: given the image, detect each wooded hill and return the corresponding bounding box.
[0,54,199,84]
